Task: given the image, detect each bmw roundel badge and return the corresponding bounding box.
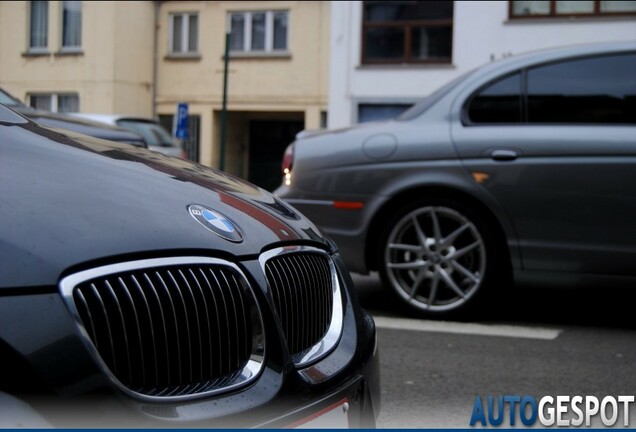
[188,204,243,242]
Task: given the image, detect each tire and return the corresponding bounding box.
[377,198,500,319]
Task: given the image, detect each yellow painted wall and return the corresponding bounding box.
[156,1,330,169]
[0,1,154,115]
[157,1,328,107]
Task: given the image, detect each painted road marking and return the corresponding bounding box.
[373,315,561,340]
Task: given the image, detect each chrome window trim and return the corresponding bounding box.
[258,246,344,368]
[59,256,265,403]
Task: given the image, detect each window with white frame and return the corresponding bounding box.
[29,0,49,51]
[229,11,288,53]
[169,12,199,55]
[29,93,79,113]
[61,1,82,50]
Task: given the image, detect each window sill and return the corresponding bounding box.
[356,63,456,71]
[22,50,50,58]
[55,49,84,57]
[164,53,202,61]
[227,51,292,60]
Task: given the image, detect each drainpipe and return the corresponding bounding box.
[152,0,159,118]
[219,26,230,172]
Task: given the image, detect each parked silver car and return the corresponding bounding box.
[71,114,184,158]
[275,41,636,318]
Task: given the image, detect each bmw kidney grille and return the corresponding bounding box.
[60,257,264,400]
[260,247,344,367]
[59,248,344,400]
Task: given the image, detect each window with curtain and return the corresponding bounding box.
[229,11,289,53]
[28,93,79,113]
[29,1,49,51]
[62,1,82,49]
[169,13,199,54]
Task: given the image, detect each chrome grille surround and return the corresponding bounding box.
[259,246,343,368]
[59,257,265,402]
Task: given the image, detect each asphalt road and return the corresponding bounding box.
[352,273,636,428]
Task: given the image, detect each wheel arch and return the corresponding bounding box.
[365,185,514,280]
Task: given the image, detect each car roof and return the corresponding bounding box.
[399,40,636,122]
[468,40,636,83]
[71,113,160,125]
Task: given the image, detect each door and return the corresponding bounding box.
[248,120,304,192]
[451,52,636,276]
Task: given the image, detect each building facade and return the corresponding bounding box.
[0,1,155,116]
[4,1,634,187]
[155,1,330,191]
[329,0,636,128]
[0,1,329,192]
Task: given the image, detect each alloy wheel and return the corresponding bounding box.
[383,206,486,312]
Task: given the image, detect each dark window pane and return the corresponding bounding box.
[273,12,288,50]
[364,1,453,22]
[364,27,404,60]
[188,15,198,52]
[412,26,452,60]
[527,54,636,124]
[363,1,453,64]
[358,103,411,123]
[62,0,81,48]
[58,94,79,113]
[172,15,183,52]
[469,73,522,123]
[251,12,266,50]
[230,14,245,51]
[29,94,52,111]
[30,1,48,49]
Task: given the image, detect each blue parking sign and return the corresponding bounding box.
[175,102,189,139]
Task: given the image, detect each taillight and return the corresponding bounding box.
[282,143,294,186]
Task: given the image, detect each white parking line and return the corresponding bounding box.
[373,315,561,340]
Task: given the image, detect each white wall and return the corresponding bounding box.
[328,0,636,128]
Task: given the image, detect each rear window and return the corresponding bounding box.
[0,104,27,124]
[117,120,176,147]
[398,71,473,121]
[0,89,24,107]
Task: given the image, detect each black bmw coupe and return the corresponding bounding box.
[0,105,379,427]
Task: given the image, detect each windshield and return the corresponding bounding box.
[397,70,474,121]
[0,89,24,107]
[117,119,176,147]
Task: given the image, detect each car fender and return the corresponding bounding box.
[361,163,521,271]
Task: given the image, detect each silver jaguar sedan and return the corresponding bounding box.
[275,41,636,319]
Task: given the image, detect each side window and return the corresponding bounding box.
[527,53,636,124]
[467,73,522,124]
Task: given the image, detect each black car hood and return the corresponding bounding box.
[1,120,326,289]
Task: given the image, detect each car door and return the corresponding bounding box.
[451,52,636,276]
